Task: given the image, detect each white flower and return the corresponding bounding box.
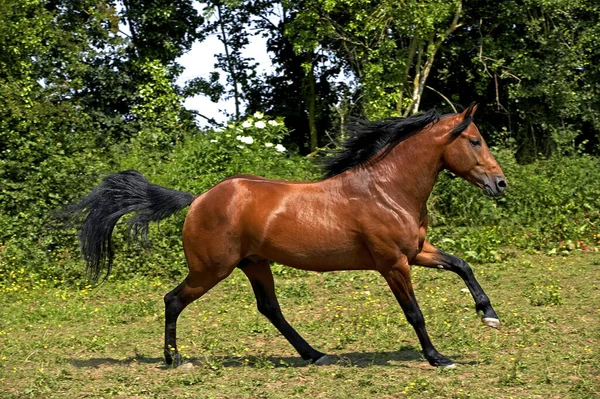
[254,121,266,129]
[267,120,279,126]
[242,120,252,128]
[275,144,286,152]
[210,139,218,143]
[236,135,254,145]
[253,111,264,119]
[265,143,274,147]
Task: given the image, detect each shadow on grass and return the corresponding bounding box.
[70,346,472,369]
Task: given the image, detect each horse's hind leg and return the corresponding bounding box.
[240,260,329,364]
[164,262,233,367]
[412,241,499,328]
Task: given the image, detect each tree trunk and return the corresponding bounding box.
[307,54,318,152]
[406,1,463,116]
[216,4,240,120]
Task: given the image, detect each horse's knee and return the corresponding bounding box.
[454,258,471,270]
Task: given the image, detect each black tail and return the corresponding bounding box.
[58,170,195,282]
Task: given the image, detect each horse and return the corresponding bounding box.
[62,103,506,369]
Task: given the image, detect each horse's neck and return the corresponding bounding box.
[354,132,445,213]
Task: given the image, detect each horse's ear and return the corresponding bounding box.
[459,102,478,119]
[450,102,478,136]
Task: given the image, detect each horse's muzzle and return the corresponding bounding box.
[483,175,507,197]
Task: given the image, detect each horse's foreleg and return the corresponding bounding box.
[382,259,455,368]
[240,260,330,364]
[412,241,499,328]
[164,271,224,367]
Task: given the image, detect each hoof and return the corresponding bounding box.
[428,354,455,369]
[439,362,456,369]
[313,355,337,366]
[165,352,184,368]
[482,317,500,329]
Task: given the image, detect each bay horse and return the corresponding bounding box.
[64,103,506,368]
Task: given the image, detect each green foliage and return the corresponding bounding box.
[0,1,115,273]
[131,112,320,189]
[287,0,462,119]
[0,0,206,285]
[201,1,260,120]
[121,0,204,63]
[1,0,600,290]
[129,58,192,153]
[436,0,600,160]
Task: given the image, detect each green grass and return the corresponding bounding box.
[1,252,599,398]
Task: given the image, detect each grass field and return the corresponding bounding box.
[1,252,599,398]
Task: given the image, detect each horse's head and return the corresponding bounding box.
[441,104,507,197]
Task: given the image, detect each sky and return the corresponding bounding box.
[175,30,273,126]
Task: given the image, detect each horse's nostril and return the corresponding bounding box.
[497,179,507,189]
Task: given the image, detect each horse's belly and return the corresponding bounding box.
[256,225,372,271]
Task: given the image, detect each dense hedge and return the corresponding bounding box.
[1,119,598,290]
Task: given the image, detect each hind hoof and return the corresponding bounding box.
[165,352,184,368]
[482,317,500,329]
[313,355,337,366]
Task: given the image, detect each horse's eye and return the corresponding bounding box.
[470,138,481,147]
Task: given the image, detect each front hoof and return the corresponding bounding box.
[428,356,455,369]
[482,317,500,329]
[312,354,337,366]
[439,363,456,369]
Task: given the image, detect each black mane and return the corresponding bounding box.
[321,108,441,178]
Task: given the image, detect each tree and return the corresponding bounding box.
[287,0,463,119]
[429,0,600,160]
[197,0,263,121]
[0,0,116,240]
[246,4,341,153]
[0,0,207,242]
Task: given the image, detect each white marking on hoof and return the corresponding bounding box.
[482,317,500,329]
[440,363,456,369]
[314,355,337,366]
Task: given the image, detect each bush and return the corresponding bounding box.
[2,122,599,288]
